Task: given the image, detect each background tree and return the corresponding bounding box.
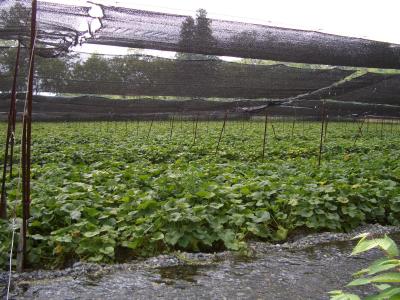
[176,16,196,60]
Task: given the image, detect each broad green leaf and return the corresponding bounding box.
[83,230,101,238]
[375,284,391,291]
[252,211,270,223]
[100,246,114,256]
[366,260,400,275]
[54,235,72,243]
[328,290,361,300]
[365,287,400,300]
[349,273,400,287]
[380,235,399,258]
[347,277,372,286]
[30,234,46,240]
[351,238,380,256]
[151,232,165,241]
[165,231,183,246]
[71,210,81,220]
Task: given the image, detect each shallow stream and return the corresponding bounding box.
[2,225,399,300]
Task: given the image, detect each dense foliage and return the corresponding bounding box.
[0,119,399,269]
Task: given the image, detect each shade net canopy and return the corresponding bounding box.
[0,49,353,99]
[0,1,399,120]
[1,0,400,68]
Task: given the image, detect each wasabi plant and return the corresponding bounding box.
[329,233,400,300]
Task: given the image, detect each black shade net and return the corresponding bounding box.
[1,1,400,68]
[0,1,399,119]
[0,50,353,98]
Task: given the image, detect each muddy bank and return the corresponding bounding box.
[2,224,400,299]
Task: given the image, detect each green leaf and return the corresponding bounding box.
[151,232,165,241]
[369,273,400,283]
[30,234,46,240]
[196,190,215,199]
[380,235,399,258]
[349,273,400,287]
[252,211,270,223]
[54,235,72,243]
[328,290,361,300]
[165,231,183,246]
[347,277,372,286]
[83,230,101,238]
[366,259,400,275]
[71,210,81,220]
[99,246,114,256]
[365,287,400,300]
[375,284,391,291]
[351,238,380,256]
[275,226,288,241]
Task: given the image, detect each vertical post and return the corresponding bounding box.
[271,123,277,139]
[169,114,175,140]
[318,101,326,167]
[352,118,366,147]
[146,116,154,139]
[215,112,227,155]
[390,118,393,135]
[193,114,199,145]
[17,0,37,272]
[291,118,295,139]
[0,41,21,219]
[262,109,268,162]
[324,114,329,142]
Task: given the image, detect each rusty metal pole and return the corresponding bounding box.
[17,0,37,272]
[0,41,21,219]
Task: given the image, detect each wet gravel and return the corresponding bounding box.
[1,224,399,300]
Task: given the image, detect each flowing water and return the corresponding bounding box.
[3,227,400,300]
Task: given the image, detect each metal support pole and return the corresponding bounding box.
[215,112,227,155]
[17,0,37,272]
[0,41,21,219]
[193,114,199,145]
[318,101,326,167]
[262,109,268,162]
